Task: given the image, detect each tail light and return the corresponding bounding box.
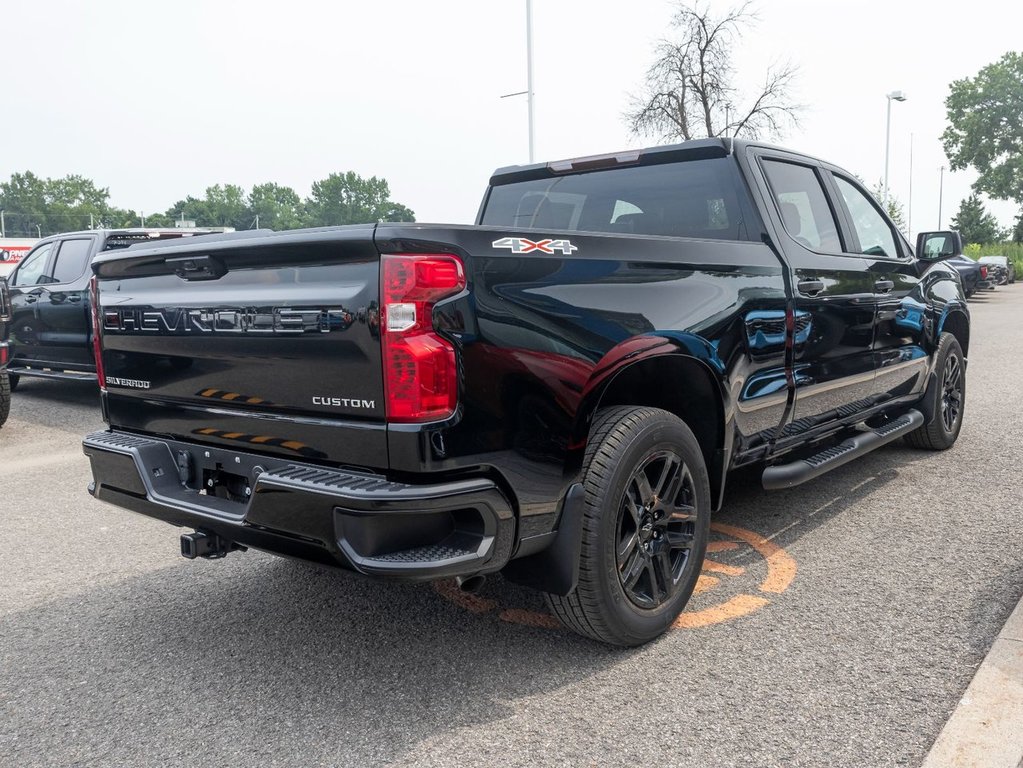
[0,278,10,319]
[979,265,988,280]
[381,253,465,422]
[89,275,106,390]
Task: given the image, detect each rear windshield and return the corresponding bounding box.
[480,157,756,241]
[102,233,199,251]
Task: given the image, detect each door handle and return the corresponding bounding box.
[874,279,895,293]
[24,295,38,304]
[67,294,82,303]
[797,279,825,296]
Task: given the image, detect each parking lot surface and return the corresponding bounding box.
[2,287,1022,768]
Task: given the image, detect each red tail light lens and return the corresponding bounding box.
[89,275,106,390]
[381,254,465,422]
[979,265,988,280]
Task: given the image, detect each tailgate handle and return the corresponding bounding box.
[167,254,227,281]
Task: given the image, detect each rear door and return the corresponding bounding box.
[753,152,878,438]
[33,235,96,367]
[825,171,929,406]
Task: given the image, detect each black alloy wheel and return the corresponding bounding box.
[940,353,963,434]
[616,450,698,609]
[545,406,710,646]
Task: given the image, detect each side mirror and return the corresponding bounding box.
[916,230,963,261]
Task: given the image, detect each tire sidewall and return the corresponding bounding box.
[933,334,966,445]
[586,414,710,643]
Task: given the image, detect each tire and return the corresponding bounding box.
[905,333,965,450]
[545,406,711,646]
[0,373,10,429]
[7,373,19,392]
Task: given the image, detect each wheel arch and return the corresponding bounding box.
[574,345,729,510]
[939,308,970,359]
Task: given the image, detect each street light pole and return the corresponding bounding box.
[883,90,907,207]
[938,166,945,229]
[907,133,914,236]
[526,0,535,163]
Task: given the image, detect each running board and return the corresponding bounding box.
[762,409,925,490]
[6,366,96,382]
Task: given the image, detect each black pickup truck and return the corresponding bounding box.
[0,227,229,425]
[72,139,969,646]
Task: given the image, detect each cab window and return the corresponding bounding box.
[760,159,843,252]
[50,239,93,284]
[12,243,54,286]
[833,176,900,259]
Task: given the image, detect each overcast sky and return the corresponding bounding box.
[3,0,1021,236]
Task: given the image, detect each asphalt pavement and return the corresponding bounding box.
[2,286,1022,768]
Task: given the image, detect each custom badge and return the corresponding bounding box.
[492,237,578,255]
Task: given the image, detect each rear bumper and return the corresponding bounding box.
[83,430,515,580]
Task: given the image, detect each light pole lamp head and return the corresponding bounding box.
[887,90,908,102]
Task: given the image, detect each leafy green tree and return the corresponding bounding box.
[0,171,113,235]
[165,184,249,229]
[1012,209,1023,244]
[942,52,1023,204]
[305,172,414,226]
[248,182,304,230]
[950,194,1005,245]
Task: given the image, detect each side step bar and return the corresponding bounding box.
[6,365,96,382]
[762,409,924,490]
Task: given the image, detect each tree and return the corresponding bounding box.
[627,1,800,142]
[165,184,249,229]
[0,171,116,236]
[248,182,304,230]
[1014,210,1023,244]
[942,52,1023,204]
[950,194,1004,245]
[305,172,414,226]
[870,180,906,233]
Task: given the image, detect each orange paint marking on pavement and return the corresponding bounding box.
[701,559,744,577]
[711,521,797,594]
[672,594,772,629]
[432,521,797,632]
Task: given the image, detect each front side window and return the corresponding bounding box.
[834,176,899,259]
[761,159,842,252]
[12,243,54,286]
[50,239,93,284]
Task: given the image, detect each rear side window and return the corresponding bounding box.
[480,157,754,241]
[50,239,93,284]
[761,159,843,253]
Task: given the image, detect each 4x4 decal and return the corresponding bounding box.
[492,237,578,255]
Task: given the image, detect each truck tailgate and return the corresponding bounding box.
[93,227,387,468]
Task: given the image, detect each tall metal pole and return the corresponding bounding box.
[0,210,5,238]
[883,97,893,207]
[526,0,535,163]
[938,166,945,229]
[883,91,906,207]
[907,133,914,236]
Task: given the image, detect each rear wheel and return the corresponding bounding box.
[0,373,10,428]
[905,333,965,450]
[545,406,710,646]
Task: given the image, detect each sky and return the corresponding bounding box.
[2,0,1021,237]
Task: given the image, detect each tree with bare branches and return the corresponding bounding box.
[627,2,800,142]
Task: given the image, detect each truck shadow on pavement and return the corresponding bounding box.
[0,438,949,766]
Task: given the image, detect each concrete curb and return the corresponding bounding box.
[921,597,1023,768]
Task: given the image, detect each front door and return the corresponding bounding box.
[6,240,57,363]
[826,172,929,405]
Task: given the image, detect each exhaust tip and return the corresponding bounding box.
[455,574,487,594]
